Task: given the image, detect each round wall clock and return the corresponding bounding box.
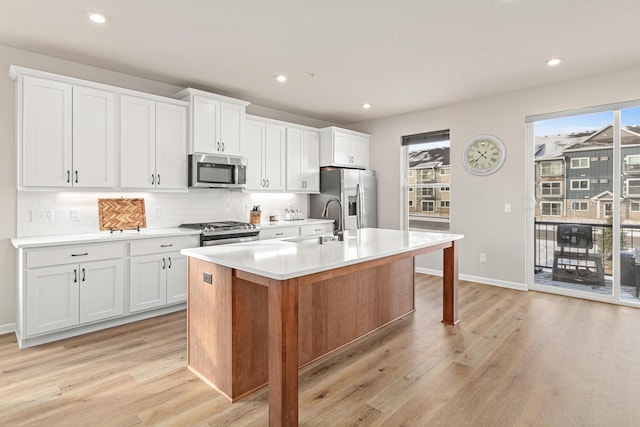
[462,134,506,176]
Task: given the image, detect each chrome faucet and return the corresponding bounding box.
[321,197,344,238]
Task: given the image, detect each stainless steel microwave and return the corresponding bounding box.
[188,155,247,189]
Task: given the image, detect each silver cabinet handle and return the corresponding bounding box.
[71,253,88,257]
[168,257,172,269]
[67,170,70,183]
[221,142,225,152]
[82,268,86,282]
[314,228,321,232]
[266,179,269,188]
[157,174,160,185]
[262,179,266,188]
[162,258,166,270]
[75,170,78,183]
[275,232,284,236]
[152,174,155,185]
[73,268,77,283]
[160,244,173,248]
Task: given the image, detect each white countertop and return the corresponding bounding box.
[181,228,464,280]
[11,227,201,249]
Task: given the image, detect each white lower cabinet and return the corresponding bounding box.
[17,233,199,347]
[129,251,188,312]
[129,236,198,312]
[259,221,334,240]
[25,249,124,336]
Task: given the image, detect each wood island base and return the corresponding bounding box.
[186,239,459,426]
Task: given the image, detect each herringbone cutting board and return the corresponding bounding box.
[98,198,147,231]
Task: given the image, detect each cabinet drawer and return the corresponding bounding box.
[300,223,334,236]
[129,235,199,256]
[27,243,125,269]
[260,227,299,240]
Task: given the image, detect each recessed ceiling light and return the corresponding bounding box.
[276,75,287,83]
[546,58,562,66]
[362,103,371,109]
[88,13,108,24]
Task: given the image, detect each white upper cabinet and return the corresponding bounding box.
[72,86,115,187]
[175,88,250,157]
[246,119,286,191]
[320,126,370,170]
[120,96,187,189]
[20,75,114,188]
[286,127,320,192]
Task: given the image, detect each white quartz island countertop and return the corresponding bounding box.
[181,228,464,280]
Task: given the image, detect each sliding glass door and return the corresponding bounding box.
[529,104,640,305]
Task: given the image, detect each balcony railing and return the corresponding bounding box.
[534,220,640,270]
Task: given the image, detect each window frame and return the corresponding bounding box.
[540,201,562,216]
[626,178,640,196]
[570,179,590,190]
[539,160,563,176]
[571,201,589,211]
[540,181,563,196]
[570,157,590,169]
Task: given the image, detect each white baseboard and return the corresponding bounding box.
[0,322,16,335]
[415,267,528,291]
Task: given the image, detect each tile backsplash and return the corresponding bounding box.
[17,190,308,237]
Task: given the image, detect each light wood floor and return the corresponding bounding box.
[3,274,640,426]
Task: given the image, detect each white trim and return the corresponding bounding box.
[570,179,590,190]
[529,282,640,308]
[0,323,16,335]
[570,157,590,169]
[416,267,527,291]
[540,181,563,196]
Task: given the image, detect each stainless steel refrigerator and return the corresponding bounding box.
[309,169,377,231]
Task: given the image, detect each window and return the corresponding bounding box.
[625,155,640,173]
[422,200,435,212]
[540,182,562,196]
[572,201,589,211]
[403,129,450,231]
[541,202,562,216]
[571,157,590,169]
[604,203,613,217]
[440,200,450,208]
[540,160,563,176]
[571,179,589,190]
[631,202,640,212]
[626,178,640,196]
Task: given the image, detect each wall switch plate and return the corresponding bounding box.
[479,253,487,263]
[30,209,54,223]
[154,207,161,217]
[70,209,80,221]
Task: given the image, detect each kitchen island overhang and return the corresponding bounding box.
[181,228,463,427]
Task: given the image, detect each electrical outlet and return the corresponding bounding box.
[154,207,161,217]
[31,209,54,223]
[504,203,511,213]
[70,209,80,221]
[480,253,487,263]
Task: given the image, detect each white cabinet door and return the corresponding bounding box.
[351,135,370,169]
[286,127,304,191]
[120,96,156,188]
[166,252,188,304]
[130,254,167,312]
[22,76,73,187]
[264,124,286,190]
[192,95,219,154]
[245,119,266,190]
[155,102,187,189]
[287,128,319,192]
[72,86,115,188]
[303,130,320,192]
[333,131,352,166]
[79,259,124,324]
[219,102,245,156]
[26,265,79,336]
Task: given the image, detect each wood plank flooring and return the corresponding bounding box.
[2,274,640,426]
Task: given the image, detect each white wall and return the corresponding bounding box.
[0,44,329,329]
[351,67,640,289]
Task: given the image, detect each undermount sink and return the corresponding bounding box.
[286,233,355,245]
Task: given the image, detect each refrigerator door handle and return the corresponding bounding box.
[356,183,361,229]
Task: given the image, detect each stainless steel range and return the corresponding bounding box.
[179,221,260,246]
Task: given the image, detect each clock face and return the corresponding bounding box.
[463,135,506,176]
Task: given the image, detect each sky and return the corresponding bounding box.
[535,106,640,136]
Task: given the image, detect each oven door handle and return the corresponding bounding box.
[202,235,259,246]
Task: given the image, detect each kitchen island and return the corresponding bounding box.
[181,228,463,427]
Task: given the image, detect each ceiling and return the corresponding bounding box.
[1,0,640,125]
